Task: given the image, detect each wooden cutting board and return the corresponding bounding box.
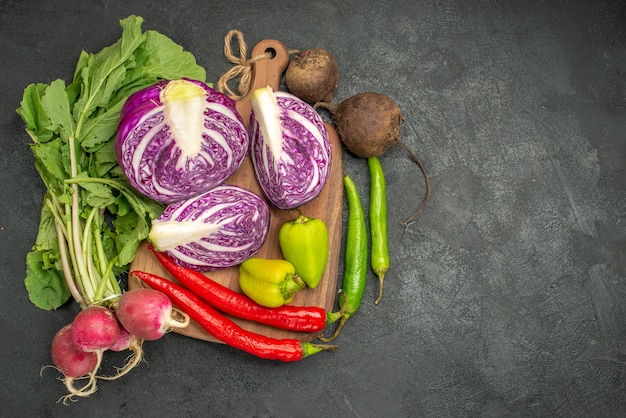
[128,39,343,343]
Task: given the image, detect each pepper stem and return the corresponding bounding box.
[325,310,342,325]
[285,274,307,295]
[374,269,386,305]
[287,208,312,225]
[300,341,338,358]
[317,313,349,343]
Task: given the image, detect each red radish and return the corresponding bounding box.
[115,288,190,341]
[108,326,135,352]
[50,324,99,402]
[70,305,121,352]
[51,324,98,378]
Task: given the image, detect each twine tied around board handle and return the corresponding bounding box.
[216,30,298,100]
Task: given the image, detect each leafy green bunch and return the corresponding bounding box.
[16,15,206,310]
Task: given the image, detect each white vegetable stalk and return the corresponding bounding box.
[250,86,283,159]
[149,220,221,251]
[161,80,207,159]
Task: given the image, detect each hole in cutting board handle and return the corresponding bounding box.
[264,47,277,59]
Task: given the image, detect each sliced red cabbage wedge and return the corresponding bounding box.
[249,86,332,210]
[148,185,270,271]
[115,78,248,204]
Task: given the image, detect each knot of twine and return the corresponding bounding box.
[216,30,274,100]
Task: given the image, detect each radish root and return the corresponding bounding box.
[98,338,145,381]
[167,307,191,331]
[398,140,431,225]
[58,350,103,405]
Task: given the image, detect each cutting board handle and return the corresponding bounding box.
[236,39,290,129]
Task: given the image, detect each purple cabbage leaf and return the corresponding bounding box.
[115,78,248,204]
[249,86,331,210]
[148,185,270,271]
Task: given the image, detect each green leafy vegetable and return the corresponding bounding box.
[16,15,207,310]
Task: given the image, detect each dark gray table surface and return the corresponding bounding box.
[2,1,625,416]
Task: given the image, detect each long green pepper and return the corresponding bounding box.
[368,156,389,304]
[320,174,367,342]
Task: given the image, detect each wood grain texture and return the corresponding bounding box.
[128,39,343,343]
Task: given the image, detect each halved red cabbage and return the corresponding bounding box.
[249,87,331,210]
[148,185,270,271]
[115,79,248,204]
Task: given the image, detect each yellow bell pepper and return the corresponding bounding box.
[238,258,306,308]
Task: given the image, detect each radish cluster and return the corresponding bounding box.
[49,288,189,403]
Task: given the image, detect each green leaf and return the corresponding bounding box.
[109,193,131,216]
[80,99,125,152]
[119,184,164,222]
[93,64,127,110]
[73,16,146,124]
[33,196,61,254]
[117,235,142,267]
[70,173,116,209]
[41,79,75,142]
[30,137,68,180]
[87,194,116,209]
[112,211,149,266]
[67,50,90,104]
[25,250,70,310]
[115,28,206,103]
[91,140,118,167]
[139,30,206,81]
[16,83,54,143]
[31,142,71,199]
[72,62,92,121]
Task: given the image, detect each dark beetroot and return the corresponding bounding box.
[325,92,403,158]
[286,48,339,104]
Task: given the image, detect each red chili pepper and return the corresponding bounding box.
[149,244,340,332]
[131,270,337,362]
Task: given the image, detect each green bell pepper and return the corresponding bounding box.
[278,211,329,289]
[238,258,306,308]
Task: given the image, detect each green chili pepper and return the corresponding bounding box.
[320,174,367,342]
[239,258,306,308]
[278,210,329,289]
[368,156,389,304]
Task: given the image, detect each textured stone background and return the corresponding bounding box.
[1,1,624,416]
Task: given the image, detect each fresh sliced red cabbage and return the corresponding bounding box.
[249,86,332,210]
[115,78,248,204]
[148,185,270,271]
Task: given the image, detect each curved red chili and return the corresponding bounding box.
[131,270,337,362]
[149,244,339,332]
